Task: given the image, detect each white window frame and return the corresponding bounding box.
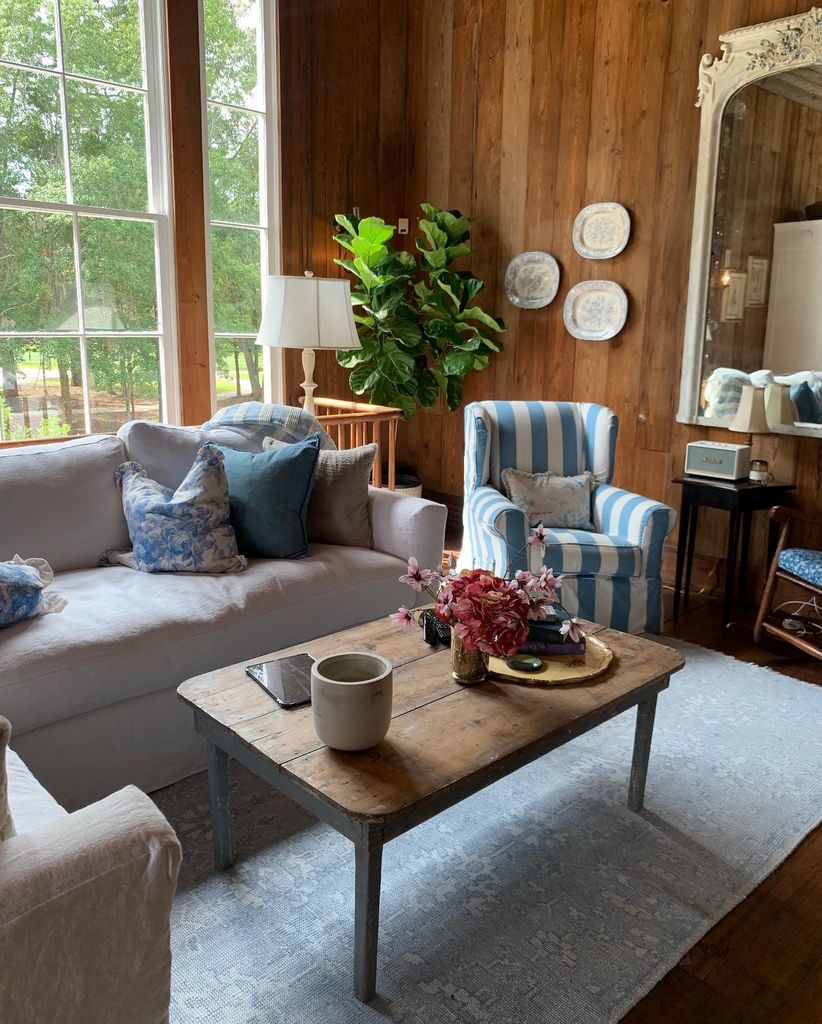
[0,0,180,434]
[200,0,283,413]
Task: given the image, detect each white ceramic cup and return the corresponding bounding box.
[311,652,393,751]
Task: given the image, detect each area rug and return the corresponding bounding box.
[155,640,822,1024]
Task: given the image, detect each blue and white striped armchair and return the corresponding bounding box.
[460,401,676,633]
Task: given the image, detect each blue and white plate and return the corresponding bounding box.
[504,251,560,309]
[563,280,628,341]
[572,203,630,259]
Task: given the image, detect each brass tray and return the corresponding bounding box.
[488,635,614,687]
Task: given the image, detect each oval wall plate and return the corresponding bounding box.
[572,203,630,259]
[563,281,628,341]
[504,251,560,309]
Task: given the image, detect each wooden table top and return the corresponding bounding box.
[178,618,685,822]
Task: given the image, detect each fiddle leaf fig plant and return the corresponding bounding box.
[333,204,505,417]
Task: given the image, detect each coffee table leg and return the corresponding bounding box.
[353,827,383,1002]
[628,694,659,811]
[207,740,233,870]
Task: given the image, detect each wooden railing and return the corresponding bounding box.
[312,397,401,490]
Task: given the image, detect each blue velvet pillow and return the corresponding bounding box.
[790,382,822,424]
[217,434,320,559]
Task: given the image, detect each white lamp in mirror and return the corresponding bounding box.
[729,384,770,443]
[256,272,360,415]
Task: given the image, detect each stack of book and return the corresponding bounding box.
[518,610,586,656]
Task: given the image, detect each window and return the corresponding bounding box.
[0,0,175,441]
[203,0,279,410]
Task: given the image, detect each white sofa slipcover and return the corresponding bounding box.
[1,718,181,1024]
[0,423,447,808]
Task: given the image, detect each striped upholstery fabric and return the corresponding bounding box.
[461,401,676,634]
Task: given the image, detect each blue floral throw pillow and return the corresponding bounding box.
[109,443,247,574]
[0,556,67,629]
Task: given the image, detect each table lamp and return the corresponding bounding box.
[256,272,360,415]
[729,384,770,444]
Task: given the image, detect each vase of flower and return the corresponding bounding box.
[450,632,489,685]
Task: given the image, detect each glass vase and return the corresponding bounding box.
[450,632,489,685]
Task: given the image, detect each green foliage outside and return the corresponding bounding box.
[334,205,505,418]
[0,0,264,436]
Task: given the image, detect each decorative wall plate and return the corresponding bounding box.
[563,281,628,341]
[489,635,613,686]
[572,203,631,259]
[504,251,560,308]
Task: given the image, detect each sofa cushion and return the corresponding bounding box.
[117,420,260,491]
[528,527,641,577]
[0,435,129,572]
[0,546,411,734]
[112,445,247,574]
[5,748,66,835]
[218,436,320,559]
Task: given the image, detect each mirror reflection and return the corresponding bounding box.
[701,67,822,433]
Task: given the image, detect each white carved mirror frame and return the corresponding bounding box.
[677,7,822,438]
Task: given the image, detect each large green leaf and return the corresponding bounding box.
[459,305,505,332]
[391,319,423,348]
[445,242,471,262]
[378,342,416,384]
[421,247,447,272]
[418,219,449,251]
[357,217,395,246]
[441,350,474,376]
[445,375,463,411]
[334,213,358,235]
[353,257,382,291]
[417,368,440,407]
[348,364,374,394]
[336,347,369,368]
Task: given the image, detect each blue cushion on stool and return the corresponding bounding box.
[778,548,822,588]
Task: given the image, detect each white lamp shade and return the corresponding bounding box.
[729,384,770,435]
[256,275,360,350]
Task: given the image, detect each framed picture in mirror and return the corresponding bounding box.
[746,257,769,306]
[720,272,746,322]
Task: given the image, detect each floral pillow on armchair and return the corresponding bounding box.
[106,443,247,574]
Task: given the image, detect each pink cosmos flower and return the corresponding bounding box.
[399,556,439,592]
[528,524,547,559]
[559,617,586,644]
[390,605,415,632]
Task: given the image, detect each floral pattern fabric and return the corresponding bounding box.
[502,467,595,529]
[0,556,67,629]
[109,444,247,574]
[779,547,822,588]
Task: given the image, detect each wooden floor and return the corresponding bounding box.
[624,578,822,1023]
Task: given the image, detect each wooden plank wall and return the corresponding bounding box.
[278,0,822,567]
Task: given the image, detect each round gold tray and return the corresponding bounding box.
[488,635,614,687]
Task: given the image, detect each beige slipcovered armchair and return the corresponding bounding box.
[0,717,181,1024]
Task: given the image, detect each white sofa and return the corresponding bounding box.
[1,717,181,1024]
[0,420,447,809]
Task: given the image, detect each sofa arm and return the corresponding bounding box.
[0,785,181,1024]
[368,486,447,575]
[461,485,529,575]
[593,484,676,577]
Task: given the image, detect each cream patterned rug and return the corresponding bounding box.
[155,640,822,1023]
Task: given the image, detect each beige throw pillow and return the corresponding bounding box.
[263,438,377,548]
[0,716,16,840]
[502,467,595,529]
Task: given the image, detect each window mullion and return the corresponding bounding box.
[52,0,74,206]
[69,212,92,433]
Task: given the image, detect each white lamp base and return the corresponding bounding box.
[301,347,317,416]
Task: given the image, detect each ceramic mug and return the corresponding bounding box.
[749,459,773,484]
[311,652,393,751]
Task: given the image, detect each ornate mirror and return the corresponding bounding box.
[679,8,822,438]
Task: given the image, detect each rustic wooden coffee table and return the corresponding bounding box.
[178,618,684,1002]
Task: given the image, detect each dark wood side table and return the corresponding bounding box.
[672,475,796,627]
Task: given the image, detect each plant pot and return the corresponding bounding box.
[450,632,489,686]
[311,652,393,751]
